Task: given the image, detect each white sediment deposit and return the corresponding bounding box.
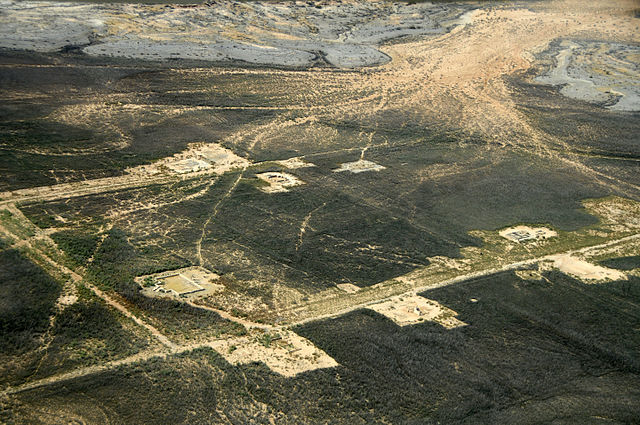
[0,0,470,68]
[536,40,640,112]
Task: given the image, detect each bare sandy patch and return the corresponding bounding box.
[193,143,250,174]
[337,283,360,293]
[208,330,338,377]
[127,142,250,177]
[276,157,316,169]
[332,159,386,174]
[166,158,211,174]
[57,294,78,308]
[368,295,466,329]
[550,254,627,282]
[138,266,224,299]
[499,226,557,243]
[256,172,304,193]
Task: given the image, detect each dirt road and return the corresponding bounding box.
[2,0,639,399]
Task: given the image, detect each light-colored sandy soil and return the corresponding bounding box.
[166,158,211,174]
[336,283,360,293]
[548,254,627,282]
[276,157,316,170]
[499,226,557,243]
[193,143,251,173]
[153,142,251,176]
[515,269,545,281]
[368,294,466,328]
[138,266,224,300]
[161,275,201,294]
[207,330,338,377]
[256,172,304,193]
[380,3,636,128]
[332,159,386,174]
[56,294,78,307]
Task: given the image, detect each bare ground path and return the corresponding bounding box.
[1,0,639,400]
[0,174,178,207]
[288,233,640,327]
[3,231,638,397]
[196,170,246,266]
[0,204,177,350]
[185,301,274,331]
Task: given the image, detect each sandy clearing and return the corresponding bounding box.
[208,330,338,377]
[56,294,78,307]
[166,158,211,174]
[332,159,386,174]
[138,266,224,300]
[549,254,627,282]
[276,157,316,170]
[337,283,360,293]
[368,294,466,329]
[256,172,304,193]
[156,142,251,176]
[499,226,557,243]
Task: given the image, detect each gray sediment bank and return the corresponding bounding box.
[535,39,640,112]
[0,0,471,68]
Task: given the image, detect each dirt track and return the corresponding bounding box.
[3,0,638,205]
[344,0,640,194]
[2,0,639,398]
[4,230,638,396]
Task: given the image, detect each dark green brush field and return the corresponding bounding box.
[5,270,640,424]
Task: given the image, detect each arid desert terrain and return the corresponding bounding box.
[0,0,639,423]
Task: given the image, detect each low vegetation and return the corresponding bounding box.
[5,270,640,424]
[0,249,60,356]
[0,247,154,388]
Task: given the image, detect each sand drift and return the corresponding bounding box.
[0,0,470,68]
